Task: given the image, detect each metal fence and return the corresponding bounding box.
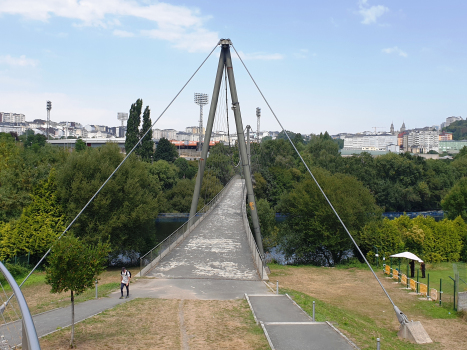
[383,264,467,311]
[0,262,40,350]
[241,181,268,281]
[139,174,239,276]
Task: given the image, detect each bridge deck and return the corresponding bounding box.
[147,179,259,280]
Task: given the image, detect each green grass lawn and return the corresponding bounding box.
[283,288,438,350]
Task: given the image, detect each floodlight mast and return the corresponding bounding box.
[46,101,52,140]
[194,93,209,151]
[256,107,261,140]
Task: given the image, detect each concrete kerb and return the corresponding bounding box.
[245,293,259,325]
[138,177,237,277]
[260,321,276,350]
[326,321,361,350]
[285,294,314,321]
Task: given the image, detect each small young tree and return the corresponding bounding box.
[46,235,110,348]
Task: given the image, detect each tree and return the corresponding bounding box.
[0,169,66,260]
[442,177,467,220]
[46,235,110,348]
[125,99,142,154]
[56,143,161,254]
[256,198,278,251]
[174,157,197,179]
[278,168,381,265]
[75,138,86,152]
[154,137,178,162]
[138,106,154,162]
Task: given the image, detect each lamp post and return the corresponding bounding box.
[194,93,209,152]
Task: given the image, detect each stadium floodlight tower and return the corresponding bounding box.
[117,112,129,127]
[256,107,261,140]
[46,100,52,139]
[194,93,209,151]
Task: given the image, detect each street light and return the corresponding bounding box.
[194,93,208,151]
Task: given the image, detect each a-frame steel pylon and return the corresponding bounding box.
[189,39,264,256]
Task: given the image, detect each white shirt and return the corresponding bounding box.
[121,271,129,284]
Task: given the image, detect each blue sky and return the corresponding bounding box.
[0,0,465,135]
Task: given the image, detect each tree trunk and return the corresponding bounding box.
[70,290,74,348]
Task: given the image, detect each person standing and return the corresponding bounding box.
[409,260,415,278]
[421,262,426,278]
[120,267,131,299]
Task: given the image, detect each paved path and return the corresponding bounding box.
[246,294,358,350]
[147,179,259,281]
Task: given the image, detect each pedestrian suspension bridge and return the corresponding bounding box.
[0,39,431,349]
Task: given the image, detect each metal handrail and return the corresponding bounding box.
[241,180,267,280]
[139,174,239,274]
[0,262,40,350]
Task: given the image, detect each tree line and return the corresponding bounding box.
[0,99,233,263]
[250,131,467,265]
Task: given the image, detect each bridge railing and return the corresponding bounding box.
[241,181,268,281]
[139,174,239,276]
[0,261,41,350]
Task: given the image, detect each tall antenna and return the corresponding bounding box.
[194,93,209,151]
[256,107,261,140]
[46,100,52,139]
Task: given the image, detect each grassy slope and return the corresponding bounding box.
[270,264,466,350]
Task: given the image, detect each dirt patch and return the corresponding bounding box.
[40,298,180,349]
[270,266,467,349]
[40,298,269,350]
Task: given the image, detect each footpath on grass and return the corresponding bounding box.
[246,293,358,350]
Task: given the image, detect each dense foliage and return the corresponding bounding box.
[0,131,215,262]
[357,216,467,263]
[248,132,467,264]
[443,119,467,140]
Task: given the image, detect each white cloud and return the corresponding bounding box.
[113,29,134,38]
[382,46,408,57]
[236,51,284,61]
[358,0,389,24]
[0,54,38,67]
[0,0,218,52]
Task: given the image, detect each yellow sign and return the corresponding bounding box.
[393,269,399,280]
[384,265,391,275]
[401,274,407,285]
[419,283,427,296]
[430,289,438,301]
[249,202,255,211]
[410,279,416,291]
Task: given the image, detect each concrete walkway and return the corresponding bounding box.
[246,294,359,350]
[147,179,259,281]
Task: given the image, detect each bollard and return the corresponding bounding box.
[439,279,442,306]
[276,280,279,295]
[427,274,430,299]
[312,301,315,322]
[95,279,98,299]
[376,337,381,350]
[417,269,419,294]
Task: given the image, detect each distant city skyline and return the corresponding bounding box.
[1,1,466,135]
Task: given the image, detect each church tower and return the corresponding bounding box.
[401,121,406,133]
[390,122,394,135]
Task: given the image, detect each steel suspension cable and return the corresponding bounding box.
[231,43,406,318]
[8,42,220,304]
